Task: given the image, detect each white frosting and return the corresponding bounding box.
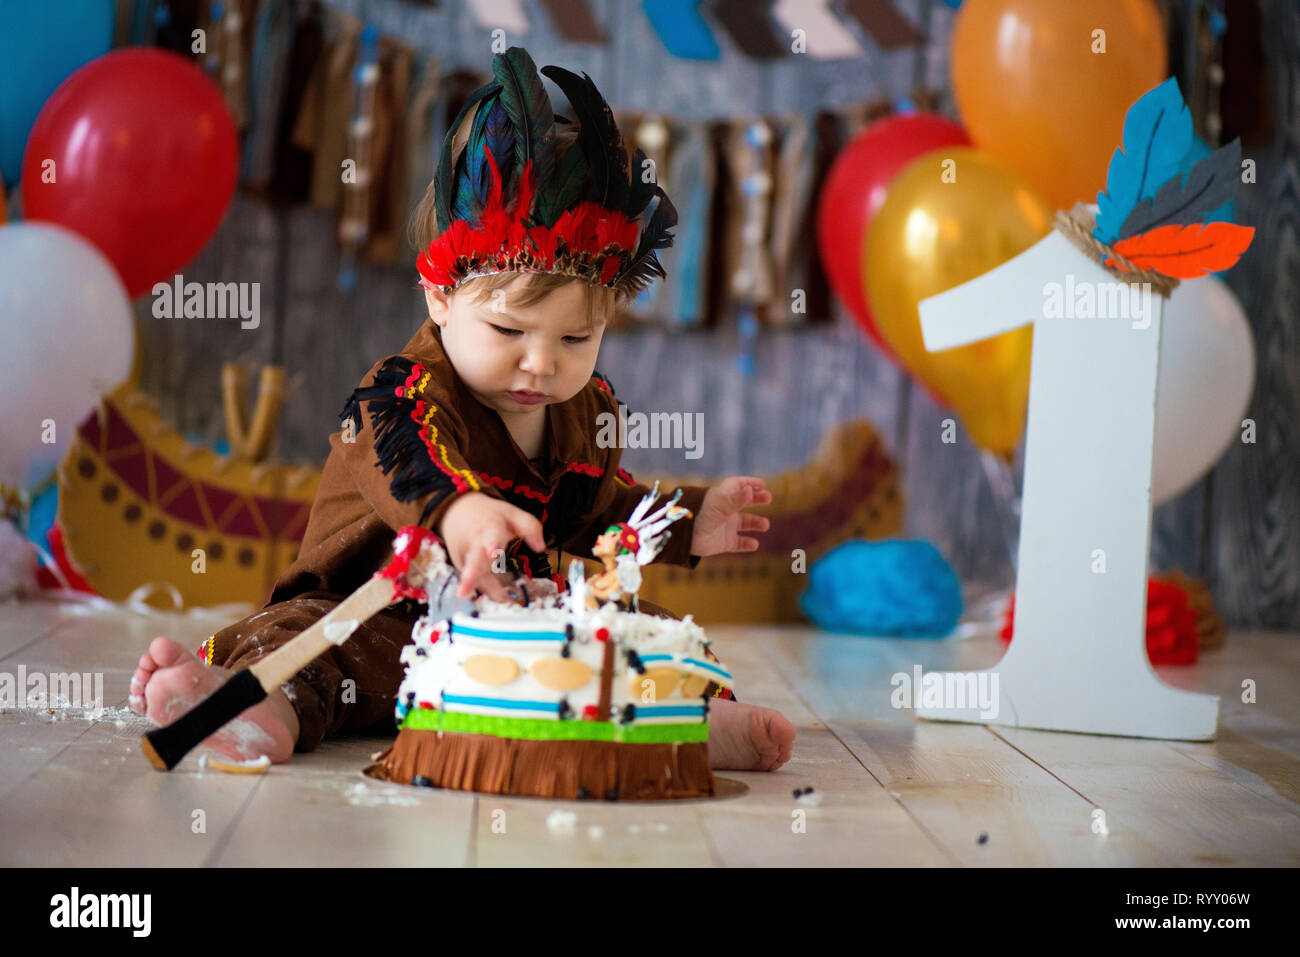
[396,590,730,726]
[323,618,359,645]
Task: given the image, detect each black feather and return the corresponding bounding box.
[539,143,589,227]
[617,190,677,295]
[435,82,500,234]
[625,147,656,221]
[540,65,628,211]
[494,47,555,215]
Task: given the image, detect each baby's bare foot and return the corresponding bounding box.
[707,698,796,771]
[130,636,299,764]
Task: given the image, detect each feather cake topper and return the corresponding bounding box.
[1092,78,1254,279]
[417,47,676,296]
[605,481,692,566]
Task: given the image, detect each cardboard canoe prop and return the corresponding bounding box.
[59,369,900,622]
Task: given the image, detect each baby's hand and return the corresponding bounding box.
[689,477,772,558]
[437,492,546,601]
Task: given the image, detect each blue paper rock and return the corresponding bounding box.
[798,539,963,638]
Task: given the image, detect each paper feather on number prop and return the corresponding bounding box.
[1116,140,1242,239]
[1105,222,1256,279]
[1092,78,1254,278]
[1094,78,1193,244]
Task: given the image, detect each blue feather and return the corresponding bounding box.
[467,97,514,206]
[1093,78,1193,245]
[483,102,515,193]
[434,82,500,233]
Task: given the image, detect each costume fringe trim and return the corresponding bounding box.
[342,357,480,524]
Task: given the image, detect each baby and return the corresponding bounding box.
[129,47,796,773]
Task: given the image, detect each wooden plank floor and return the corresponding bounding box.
[1,597,1297,866]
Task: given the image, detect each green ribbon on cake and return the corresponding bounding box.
[401,708,709,744]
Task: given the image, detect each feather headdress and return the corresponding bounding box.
[417,47,676,296]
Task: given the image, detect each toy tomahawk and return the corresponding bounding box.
[142,526,453,771]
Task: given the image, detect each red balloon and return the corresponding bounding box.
[21,48,237,298]
[816,113,970,359]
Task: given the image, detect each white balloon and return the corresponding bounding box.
[0,222,134,492]
[1152,277,1255,505]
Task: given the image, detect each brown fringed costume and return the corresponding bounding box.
[199,321,725,752]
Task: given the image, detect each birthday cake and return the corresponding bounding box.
[371,484,734,800]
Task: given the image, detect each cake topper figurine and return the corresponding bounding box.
[567,481,693,612]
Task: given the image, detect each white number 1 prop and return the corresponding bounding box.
[916,230,1218,740]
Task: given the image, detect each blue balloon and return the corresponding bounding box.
[0,1,114,185]
[799,539,964,638]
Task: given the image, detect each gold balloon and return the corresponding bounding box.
[951,0,1166,212]
[865,147,1052,457]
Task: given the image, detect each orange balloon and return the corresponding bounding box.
[951,0,1167,212]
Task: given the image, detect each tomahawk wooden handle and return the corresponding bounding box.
[248,576,396,687]
[141,575,399,771]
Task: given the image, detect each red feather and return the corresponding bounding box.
[1105,222,1255,278]
[527,224,557,268]
[514,160,535,219]
[481,146,505,216]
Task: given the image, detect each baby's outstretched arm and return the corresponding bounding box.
[688,476,773,558]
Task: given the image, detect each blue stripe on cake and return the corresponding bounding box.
[634,704,706,719]
[443,693,562,713]
[453,623,566,642]
[638,654,732,682]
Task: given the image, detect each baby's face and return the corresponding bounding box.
[426,275,607,418]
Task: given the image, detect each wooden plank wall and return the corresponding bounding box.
[1211,0,1300,628]
[132,0,1298,628]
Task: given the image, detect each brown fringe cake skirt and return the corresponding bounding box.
[371,729,715,800]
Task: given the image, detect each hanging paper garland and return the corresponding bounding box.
[773,0,863,59]
[539,0,606,43]
[466,0,531,35]
[713,0,786,59]
[842,0,924,49]
[641,0,721,61]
